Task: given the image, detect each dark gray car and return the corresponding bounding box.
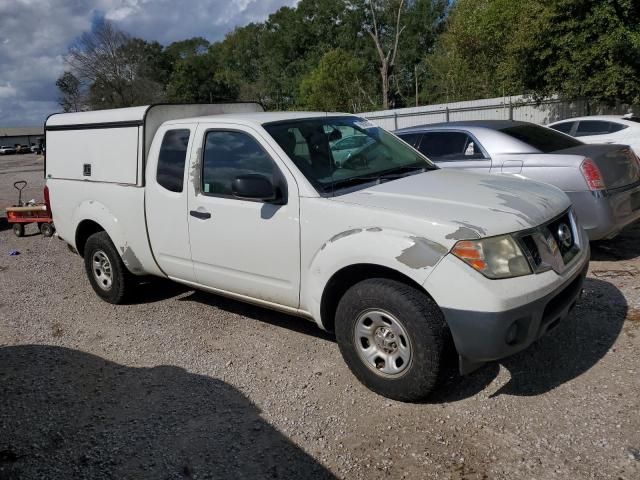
[395,121,640,240]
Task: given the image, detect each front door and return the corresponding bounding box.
[187,124,301,308]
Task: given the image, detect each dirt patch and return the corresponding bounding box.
[592,269,638,278]
[52,322,64,338]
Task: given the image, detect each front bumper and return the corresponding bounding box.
[568,182,640,240]
[424,227,590,374]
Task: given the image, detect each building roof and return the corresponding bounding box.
[0,127,44,137]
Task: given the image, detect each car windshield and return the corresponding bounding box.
[500,124,583,153]
[264,116,436,195]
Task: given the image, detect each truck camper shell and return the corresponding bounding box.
[45,103,264,185]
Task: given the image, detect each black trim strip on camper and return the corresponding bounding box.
[45,120,144,132]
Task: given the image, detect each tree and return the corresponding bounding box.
[55,71,84,112]
[364,0,407,110]
[298,49,373,112]
[423,0,544,103]
[164,37,210,63]
[167,52,239,103]
[523,0,640,106]
[395,0,447,106]
[64,19,166,109]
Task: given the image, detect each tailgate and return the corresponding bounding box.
[557,144,640,190]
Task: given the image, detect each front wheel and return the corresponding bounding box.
[83,231,133,304]
[335,278,448,401]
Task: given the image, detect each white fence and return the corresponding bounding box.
[360,95,637,130]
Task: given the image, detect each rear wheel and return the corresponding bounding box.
[84,231,133,304]
[335,278,447,401]
[40,223,55,237]
[12,223,24,237]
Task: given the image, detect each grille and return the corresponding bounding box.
[547,213,575,259]
[516,209,580,274]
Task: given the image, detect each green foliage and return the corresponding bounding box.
[166,52,239,103]
[425,0,640,106]
[424,0,546,102]
[57,0,640,113]
[298,49,372,112]
[524,0,640,105]
[55,71,83,112]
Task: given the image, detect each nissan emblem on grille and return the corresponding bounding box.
[557,223,572,248]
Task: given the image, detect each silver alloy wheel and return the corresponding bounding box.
[354,309,412,377]
[92,250,113,291]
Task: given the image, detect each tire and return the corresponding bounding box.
[83,231,133,304]
[40,223,55,237]
[335,278,448,402]
[12,223,24,237]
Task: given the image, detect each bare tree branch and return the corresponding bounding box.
[365,0,406,109]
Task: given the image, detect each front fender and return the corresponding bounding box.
[301,227,449,324]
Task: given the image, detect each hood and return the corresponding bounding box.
[332,169,571,239]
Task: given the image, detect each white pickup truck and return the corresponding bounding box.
[45,103,590,401]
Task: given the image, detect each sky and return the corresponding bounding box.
[0,0,298,127]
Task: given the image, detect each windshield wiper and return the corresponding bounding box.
[327,165,429,192]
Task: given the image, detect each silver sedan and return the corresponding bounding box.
[395,121,640,240]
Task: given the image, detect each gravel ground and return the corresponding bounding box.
[1,154,639,479]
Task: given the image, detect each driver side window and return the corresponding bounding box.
[201,130,276,198]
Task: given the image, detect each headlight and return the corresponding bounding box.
[451,235,531,279]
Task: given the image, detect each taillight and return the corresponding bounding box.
[44,185,52,215]
[580,158,605,191]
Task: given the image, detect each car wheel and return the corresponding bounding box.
[40,222,55,237]
[83,231,133,304]
[12,223,25,237]
[335,278,448,401]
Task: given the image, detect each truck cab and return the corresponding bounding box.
[45,105,590,401]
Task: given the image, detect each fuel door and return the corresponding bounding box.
[501,160,523,174]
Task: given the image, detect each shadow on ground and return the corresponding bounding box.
[0,345,335,480]
[123,276,334,343]
[125,274,626,403]
[431,277,627,402]
[180,290,336,343]
[591,223,640,261]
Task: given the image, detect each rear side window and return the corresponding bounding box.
[575,121,614,137]
[202,130,276,197]
[550,122,574,134]
[396,133,421,148]
[500,124,582,153]
[418,131,486,160]
[157,129,190,192]
[608,122,627,133]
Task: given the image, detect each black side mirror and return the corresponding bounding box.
[232,174,279,202]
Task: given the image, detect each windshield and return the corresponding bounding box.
[500,124,583,153]
[264,116,436,195]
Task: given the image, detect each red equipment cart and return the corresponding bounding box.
[5,181,55,237]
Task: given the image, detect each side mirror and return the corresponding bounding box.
[232,174,279,202]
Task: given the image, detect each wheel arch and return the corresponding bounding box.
[75,219,106,257]
[319,263,435,333]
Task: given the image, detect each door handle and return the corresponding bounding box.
[190,209,211,220]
